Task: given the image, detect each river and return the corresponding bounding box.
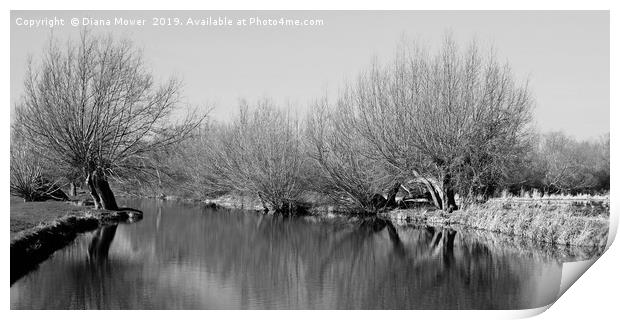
[11,198,575,309]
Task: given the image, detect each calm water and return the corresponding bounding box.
[11,199,567,309]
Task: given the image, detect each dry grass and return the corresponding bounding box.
[497,190,609,202]
[384,197,609,248]
[449,199,609,247]
[204,193,265,212]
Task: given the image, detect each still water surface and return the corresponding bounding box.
[11,199,567,309]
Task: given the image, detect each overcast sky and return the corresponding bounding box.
[10,11,609,140]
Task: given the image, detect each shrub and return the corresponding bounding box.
[10,140,67,202]
[209,100,307,214]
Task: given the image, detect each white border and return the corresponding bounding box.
[2,1,617,319]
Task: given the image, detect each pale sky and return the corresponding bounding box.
[10,11,609,140]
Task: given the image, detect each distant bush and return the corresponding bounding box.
[146,122,233,199]
[505,132,609,195]
[10,138,68,202]
[207,100,308,214]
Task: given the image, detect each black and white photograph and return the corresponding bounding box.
[5,6,615,315]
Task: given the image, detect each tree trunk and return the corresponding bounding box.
[444,188,457,211]
[410,174,457,212]
[69,182,76,197]
[441,174,458,212]
[86,172,102,209]
[92,170,119,210]
[384,182,402,208]
[420,178,443,210]
[419,177,458,212]
[86,170,119,210]
[439,186,456,212]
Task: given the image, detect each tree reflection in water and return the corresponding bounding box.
[11,199,564,309]
[312,217,520,309]
[88,225,118,264]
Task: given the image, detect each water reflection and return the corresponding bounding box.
[88,225,117,263]
[11,199,564,309]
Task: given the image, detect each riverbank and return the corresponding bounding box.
[202,193,609,249]
[10,192,609,286]
[203,194,265,212]
[10,198,142,284]
[382,198,609,248]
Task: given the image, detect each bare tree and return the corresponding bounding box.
[151,121,232,198]
[305,98,397,213]
[13,30,203,210]
[326,35,533,211]
[536,132,609,194]
[208,99,307,213]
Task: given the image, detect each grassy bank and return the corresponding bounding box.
[202,193,609,249]
[384,197,609,248]
[203,194,265,212]
[10,197,142,284]
[10,197,88,239]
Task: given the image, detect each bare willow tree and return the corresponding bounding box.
[13,30,203,210]
[208,99,307,213]
[327,36,533,211]
[305,98,397,213]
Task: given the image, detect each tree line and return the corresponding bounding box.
[10,31,610,215]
